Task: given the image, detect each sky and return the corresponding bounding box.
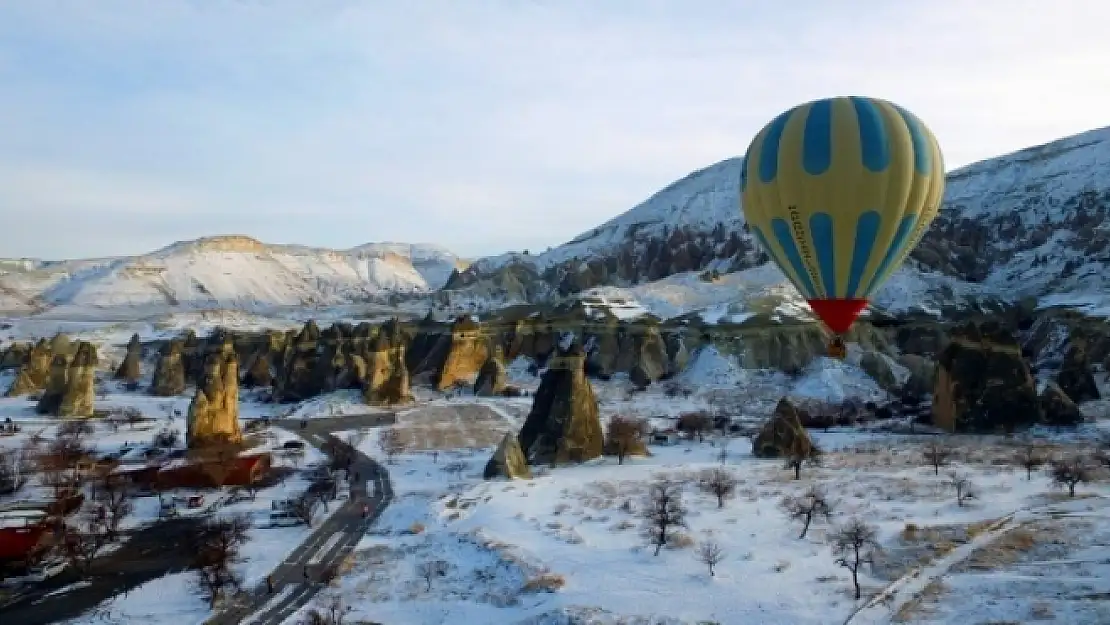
[1,1,1108,261]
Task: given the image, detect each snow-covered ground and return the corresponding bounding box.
[287,399,1110,625]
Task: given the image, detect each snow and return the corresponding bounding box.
[574,263,1001,324]
[290,399,1110,625]
[0,235,458,315]
[789,357,887,405]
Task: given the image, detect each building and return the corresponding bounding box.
[0,509,49,562]
[115,453,272,490]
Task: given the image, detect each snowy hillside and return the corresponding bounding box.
[454,125,1110,319]
[348,242,469,290]
[576,263,1008,324]
[0,235,449,313]
[916,126,1110,312]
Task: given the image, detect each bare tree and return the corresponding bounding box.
[192,515,251,608]
[780,486,835,539]
[946,472,974,507]
[1014,443,1046,480]
[0,448,28,496]
[300,594,351,625]
[830,518,881,600]
[716,439,731,465]
[785,442,822,480]
[677,412,712,442]
[58,419,94,440]
[378,428,405,464]
[442,461,468,480]
[61,507,112,574]
[124,407,146,429]
[416,559,449,591]
[923,439,952,476]
[698,468,738,509]
[322,438,354,473]
[1051,456,1092,497]
[605,416,645,465]
[696,540,725,577]
[291,492,321,526]
[641,480,687,556]
[91,472,134,539]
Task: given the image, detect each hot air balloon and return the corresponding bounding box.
[740,96,945,359]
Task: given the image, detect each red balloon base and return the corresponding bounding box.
[806,298,870,335]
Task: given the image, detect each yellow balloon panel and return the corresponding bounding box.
[741,97,945,301]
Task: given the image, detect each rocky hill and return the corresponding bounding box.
[445,126,1110,322]
[0,236,465,314]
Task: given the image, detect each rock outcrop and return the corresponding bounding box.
[427,317,490,391]
[114,333,143,383]
[932,322,1041,433]
[1056,335,1101,403]
[473,348,508,397]
[186,343,242,448]
[5,338,55,396]
[752,398,814,458]
[516,346,603,465]
[898,354,936,398]
[151,340,188,396]
[483,432,531,480]
[1040,383,1084,426]
[364,340,412,405]
[36,342,98,417]
[859,351,899,392]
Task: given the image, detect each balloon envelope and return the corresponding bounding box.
[740,96,945,334]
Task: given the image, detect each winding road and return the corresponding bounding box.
[205,413,396,625]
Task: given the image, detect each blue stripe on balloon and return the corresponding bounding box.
[863,214,917,296]
[809,212,836,297]
[894,105,930,174]
[758,111,792,183]
[802,100,833,175]
[740,144,751,192]
[751,225,793,289]
[846,211,881,298]
[771,218,818,298]
[850,97,890,173]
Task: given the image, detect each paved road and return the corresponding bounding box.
[206,413,396,625]
[0,518,203,624]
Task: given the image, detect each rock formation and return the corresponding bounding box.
[186,343,242,448]
[859,351,899,392]
[752,398,814,458]
[36,342,98,417]
[114,333,143,383]
[5,338,55,396]
[364,340,412,406]
[432,316,489,390]
[1040,383,1084,426]
[932,322,1041,433]
[516,345,603,465]
[151,339,187,396]
[473,348,507,396]
[483,432,531,480]
[897,354,936,398]
[1056,335,1101,403]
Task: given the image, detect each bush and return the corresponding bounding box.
[522,573,566,593]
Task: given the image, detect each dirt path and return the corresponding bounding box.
[844,496,1110,625]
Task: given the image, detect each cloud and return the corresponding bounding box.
[1,1,1108,259]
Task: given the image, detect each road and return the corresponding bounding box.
[205,412,396,625]
[0,517,203,625]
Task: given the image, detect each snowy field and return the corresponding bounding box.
[285,412,1109,625]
